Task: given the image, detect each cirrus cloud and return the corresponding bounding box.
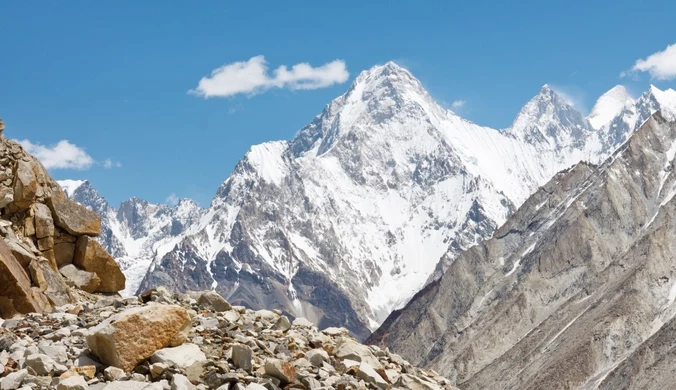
[189,56,350,98]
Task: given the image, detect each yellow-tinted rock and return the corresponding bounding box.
[13,160,38,209]
[0,240,48,317]
[74,236,125,293]
[54,242,75,267]
[86,304,191,371]
[47,191,101,236]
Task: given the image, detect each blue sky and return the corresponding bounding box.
[1,1,675,206]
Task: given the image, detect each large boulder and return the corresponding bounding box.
[149,344,206,369]
[33,203,55,239]
[47,191,101,236]
[0,240,49,317]
[12,160,38,209]
[86,304,192,371]
[59,264,101,293]
[74,235,125,293]
[28,259,73,307]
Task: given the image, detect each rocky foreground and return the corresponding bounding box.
[0,287,455,390]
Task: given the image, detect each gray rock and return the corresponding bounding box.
[305,348,329,367]
[1,369,28,390]
[25,354,57,375]
[196,291,231,312]
[356,362,388,389]
[170,374,194,390]
[231,344,253,373]
[103,367,126,382]
[150,344,206,370]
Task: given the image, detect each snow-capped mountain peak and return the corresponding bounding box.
[58,179,87,197]
[588,85,634,129]
[507,84,592,149]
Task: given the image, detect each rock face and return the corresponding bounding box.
[0,118,125,318]
[369,114,676,389]
[86,304,191,371]
[64,66,676,339]
[0,288,455,390]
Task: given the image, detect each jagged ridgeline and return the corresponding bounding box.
[62,63,676,339]
[0,118,125,319]
[368,113,676,390]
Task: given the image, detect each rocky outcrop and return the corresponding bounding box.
[0,118,125,318]
[0,288,456,389]
[369,114,676,389]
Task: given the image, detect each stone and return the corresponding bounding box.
[321,327,349,337]
[54,242,75,266]
[0,240,47,317]
[60,366,96,380]
[0,119,4,133]
[292,317,313,328]
[29,259,72,306]
[25,353,57,375]
[272,316,291,332]
[103,367,126,382]
[245,384,266,390]
[231,344,253,372]
[102,382,150,390]
[13,161,37,209]
[149,362,169,380]
[74,235,125,293]
[185,361,206,384]
[0,369,27,390]
[37,236,54,251]
[33,203,55,239]
[59,264,101,293]
[86,304,191,371]
[264,358,295,385]
[334,340,381,368]
[0,188,13,209]
[150,343,206,370]
[305,348,329,367]
[22,374,52,388]
[47,191,101,236]
[171,374,194,390]
[57,375,88,390]
[196,291,231,312]
[39,343,68,363]
[4,239,37,267]
[23,216,35,237]
[356,362,388,389]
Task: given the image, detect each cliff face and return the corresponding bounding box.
[0,118,125,319]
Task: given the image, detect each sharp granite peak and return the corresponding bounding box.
[61,62,676,339]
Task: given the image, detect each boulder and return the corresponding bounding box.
[54,242,75,267]
[12,160,37,209]
[29,259,73,306]
[74,235,125,293]
[59,264,101,293]
[264,358,296,385]
[0,187,13,209]
[150,343,206,369]
[25,353,59,376]
[47,191,100,236]
[196,291,231,312]
[0,240,47,317]
[0,369,27,390]
[33,203,55,239]
[3,238,37,267]
[356,362,388,390]
[334,340,382,368]
[86,304,191,371]
[305,348,329,367]
[170,374,194,390]
[231,344,253,372]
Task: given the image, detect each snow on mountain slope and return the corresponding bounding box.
[57,180,206,296]
[63,65,676,339]
[588,85,634,130]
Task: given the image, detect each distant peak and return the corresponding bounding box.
[57,179,88,197]
[588,85,634,129]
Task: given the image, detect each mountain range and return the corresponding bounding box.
[59,62,676,340]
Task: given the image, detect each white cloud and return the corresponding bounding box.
[103,158,122,169]
[17,139,94,170]
[189,55,350,98]
[627,43,676,80]
[451,100,466,109]
[165,193,179,206]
